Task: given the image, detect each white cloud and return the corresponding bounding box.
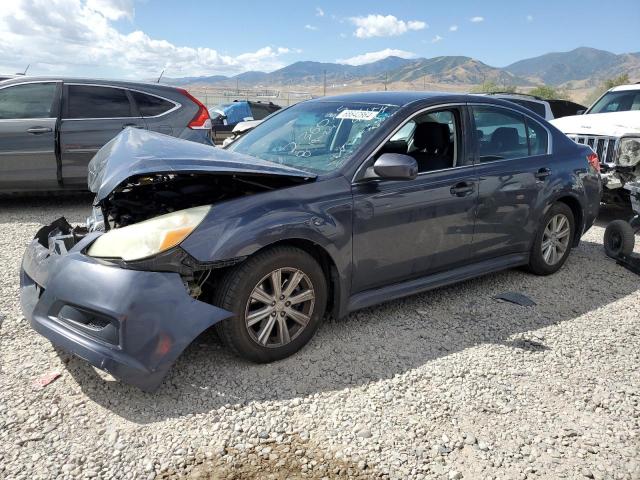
[350,14,427,38]
[315,7,324,17]
[304,24,318,31]
[470,16,484,23]
[526,14,534,22]
[85,0,133,20]
[337,48,417,66]
[449,25,458,32]
[431,35,443,43]
[0,0,297,77]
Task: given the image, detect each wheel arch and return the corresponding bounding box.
[556,195,584,247]
[553,194,584,247]
[248,238,343,320]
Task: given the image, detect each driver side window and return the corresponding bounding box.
[0,83,58,119]
[378,109,460,173]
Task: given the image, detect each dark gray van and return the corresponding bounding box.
[0,77,213,193]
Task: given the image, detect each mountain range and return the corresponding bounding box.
[165,47,640,89]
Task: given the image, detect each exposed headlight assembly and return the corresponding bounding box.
[87,205,211,261]
[618,137,640,167]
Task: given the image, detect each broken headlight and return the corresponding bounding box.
[87,205,211,261]
[618,137,640,167]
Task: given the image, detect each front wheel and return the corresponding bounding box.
[214,246,327,363]
[527,202,575,275]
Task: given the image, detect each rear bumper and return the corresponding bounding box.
[20,226,232,392]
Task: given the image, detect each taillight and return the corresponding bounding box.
[178,89,212,130]
[587,152,600,173]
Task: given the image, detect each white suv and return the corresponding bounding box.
[551,84,640,205]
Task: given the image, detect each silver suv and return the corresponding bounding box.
[0,77,213,193]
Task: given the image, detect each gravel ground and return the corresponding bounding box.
[0,196,638,480]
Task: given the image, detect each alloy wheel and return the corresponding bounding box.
[541,213,571,266]
[244,267,315,348]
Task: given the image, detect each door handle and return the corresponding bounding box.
[26,127,53,134]
[450,181,475,197]
[535,168,551,180]
[122,123,144,129]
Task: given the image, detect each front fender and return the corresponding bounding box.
[181,177,354,316]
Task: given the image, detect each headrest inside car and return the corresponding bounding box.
[490,127,520,150]
[413,122,449,152]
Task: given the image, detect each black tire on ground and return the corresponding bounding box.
[214,246,327,363]
[527,202,575,276]
[603,220,635,259]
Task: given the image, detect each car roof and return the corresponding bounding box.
[307,91,466,107]
[610,84,640,92]
[305,91,549,116]
[0,76,184,95]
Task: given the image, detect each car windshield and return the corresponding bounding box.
[588,90,640,114]
[227,101,398,173]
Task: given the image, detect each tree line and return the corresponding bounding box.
[471,74,631,105]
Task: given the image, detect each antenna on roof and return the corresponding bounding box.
[157,69,165,83]
[16,64,29,76]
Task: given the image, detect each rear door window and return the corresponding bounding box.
[473,106,528,162]
[0,82,57,119]
[473,106,549,161]
[65,85,134,119]
[131,91,175,117]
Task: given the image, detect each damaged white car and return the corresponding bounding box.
[551,83,640,206]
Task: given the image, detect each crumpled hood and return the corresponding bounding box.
[88,128,316,201]
[550,111,640,137]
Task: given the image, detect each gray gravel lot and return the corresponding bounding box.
[0,196,638,480]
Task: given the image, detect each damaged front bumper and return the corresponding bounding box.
[20,219,233,392]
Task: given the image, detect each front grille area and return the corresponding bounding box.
[567,135,618,165]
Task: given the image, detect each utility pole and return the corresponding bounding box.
[423,75,426,91]
[384,72,388,91]
[323,69,326,96]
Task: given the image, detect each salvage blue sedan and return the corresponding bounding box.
[20,92,601,391]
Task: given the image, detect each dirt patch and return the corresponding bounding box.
[169,436,381,480]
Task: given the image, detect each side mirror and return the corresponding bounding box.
[372,153,418,180]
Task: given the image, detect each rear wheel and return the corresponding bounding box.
[527,202,575,275]
[214,246,327,363]
[604,220,635,259]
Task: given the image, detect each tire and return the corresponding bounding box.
[214,246,327,363]
[527,202,575,275]
[604,220,635,259]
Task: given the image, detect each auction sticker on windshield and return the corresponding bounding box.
[336,109,379,121]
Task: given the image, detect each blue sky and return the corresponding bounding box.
[1,0,638,78]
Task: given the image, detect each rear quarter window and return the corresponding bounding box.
[131,91,175,117]
[526,119,549,156]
